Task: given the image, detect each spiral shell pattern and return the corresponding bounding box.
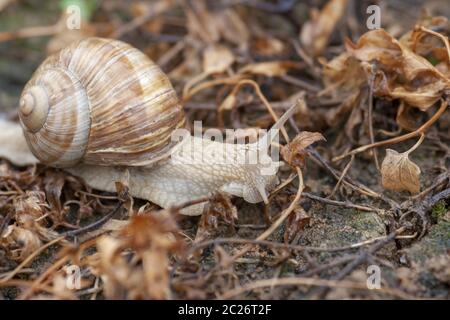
[19,37,185,168]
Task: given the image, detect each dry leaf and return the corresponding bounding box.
[346,29,450,111]
[284,206,310,243]
[387,82,448,111]
[44,171,66,213]
[322,53,366,94]
[239,61,299,77]
[251,36,286,57]
[195,193,237,243]
[324,91,362,126]
[345,29,403,68]
[14,191,46,220]
[381,149,421,194]
[1,225,42,262]
[185,0,220,43]
[203,45,235,74]
[95,213,182,299]
[281,131,326,168]
[396,102,420,131]
[300,0,348,56]
[186,4,249,46]
[213,8,249,47]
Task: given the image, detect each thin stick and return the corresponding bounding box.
[302,192,379,213]
[0,236,65,283]
[308,147,381,198]
[0,24,61,42]
[280,74,321,92]
[329,155,354,198]
[184,230,411,256]
[182,75,245,101]
[367,80,380,170]
[229,168,304,262]
[0,210,14,237]
[308,227,407,298]
[20,256,69,299]
[333,99,448,162]
[219,276,416,300]
[256,168,303,241]
[62,203,123,237]
[169,196,212,212]
[227,79,291,142]
[405,133,425,154]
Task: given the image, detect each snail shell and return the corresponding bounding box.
[19,37,185,168]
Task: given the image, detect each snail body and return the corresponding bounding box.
[18,38,296,215]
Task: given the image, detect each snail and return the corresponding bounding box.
[18,37,297,215]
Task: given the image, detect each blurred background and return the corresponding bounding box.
[0,0,449,116]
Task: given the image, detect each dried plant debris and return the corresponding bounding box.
[0,0,449,300]
[281,131,326,168]
[381,135,424,194]
[381,149,421,194]
[300,0,348,56]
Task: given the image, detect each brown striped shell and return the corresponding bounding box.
[18,37,185,168]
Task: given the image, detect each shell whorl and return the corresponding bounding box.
[20,67,91,167]
[19,86,50,133]
[19,37,185,168]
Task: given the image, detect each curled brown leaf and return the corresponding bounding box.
[346,29,450,111]
[284,206,310,243]
[281,131,326,168]
[1,225,42,262]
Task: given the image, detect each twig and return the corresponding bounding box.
[367,80,380,170]
[0,210,14,237]
[254,168,303,241]
[182,74,245,101]
[302,192,380,213]
[300,255,356,277]
[308,226,407,299]
[411,171,449,200]
[220,168,303,265]
[307,147,381,199]
[220,79,291,142]
[157,39,186,69]
[0,236,65,283]
[219,275,416,300]
[62,203,123,238]
[429,187,450,207]
[183,230,412,256]
[406,133,425,154]
[0,24,61,42]
[280,74,321,92]
[169,196,212,212]
[20,256,69,299]
[333,99,448,162]
[328,155,354,198]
